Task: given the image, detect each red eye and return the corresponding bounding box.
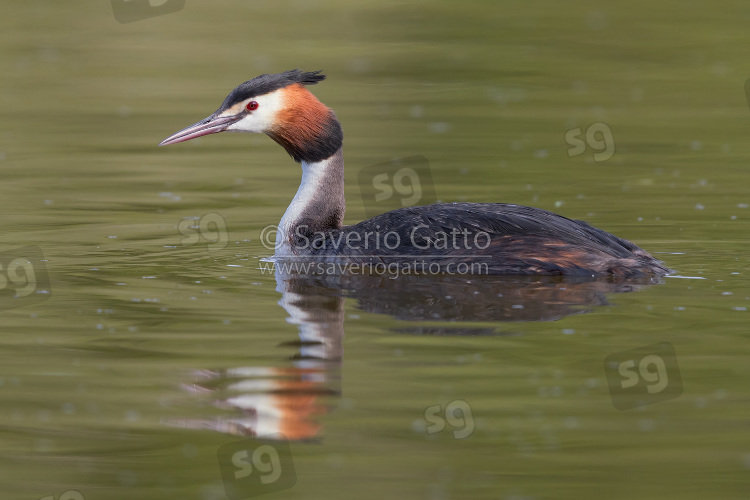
[246,101,259,111]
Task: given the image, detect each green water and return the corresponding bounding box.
[1,1,750,499]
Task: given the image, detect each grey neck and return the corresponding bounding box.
[275,148,345,255]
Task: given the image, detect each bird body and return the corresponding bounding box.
[160,70,669,277]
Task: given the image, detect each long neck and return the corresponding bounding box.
[276,148,345,254]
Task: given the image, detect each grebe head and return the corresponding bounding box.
[159,69,343,163]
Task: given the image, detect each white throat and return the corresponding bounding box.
[274,150,345,256]
[276,160,329,249]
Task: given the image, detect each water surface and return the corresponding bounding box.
[1,1,749,499]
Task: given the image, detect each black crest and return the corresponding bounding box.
[218,69,326,111]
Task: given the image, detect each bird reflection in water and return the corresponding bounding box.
[167,265,663,440]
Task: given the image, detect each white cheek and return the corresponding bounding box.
[226,114,264,133]
[225,90,285,133]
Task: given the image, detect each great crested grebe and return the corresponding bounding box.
[160,69,669,277]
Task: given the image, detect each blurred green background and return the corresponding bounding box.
[1,1,749,499]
